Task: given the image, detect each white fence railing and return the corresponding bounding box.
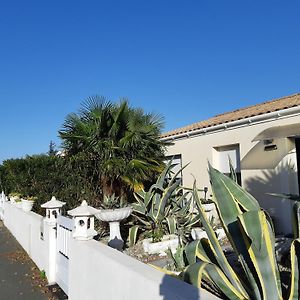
[56,215,73,295]
[0,192,217,300]
[57,215,73,259]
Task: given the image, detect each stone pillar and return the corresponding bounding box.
[41,196,66,284]
[43,219,57,284]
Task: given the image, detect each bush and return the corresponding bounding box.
[0,154,100,214]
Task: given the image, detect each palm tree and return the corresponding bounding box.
[59,96,168,201]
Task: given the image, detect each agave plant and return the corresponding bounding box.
[167,189,201,245]
[128,161,180,244]
[168,164,300,300]
[129,161,199,245]
[100,194,128,210]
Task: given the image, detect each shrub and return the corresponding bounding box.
[166,164,300,300]
[0,154,99,214]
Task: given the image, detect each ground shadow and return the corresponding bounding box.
[159,274,200,300]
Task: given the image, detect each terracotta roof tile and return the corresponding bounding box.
[162,93,300,138]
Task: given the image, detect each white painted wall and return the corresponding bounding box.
[1,200,218,300]
[165,113,300,234]
[69,238,217,300]
[3,201,47,271]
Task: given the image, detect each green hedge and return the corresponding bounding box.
[0,154,101,214]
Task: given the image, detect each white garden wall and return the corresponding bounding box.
[0,197,219,300]
[69,238,217,300]
[3,201,47,271]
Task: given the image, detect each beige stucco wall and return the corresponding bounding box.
[165,113,300,234]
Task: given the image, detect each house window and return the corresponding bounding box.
[213,144,242,185]
[165,154,183,184]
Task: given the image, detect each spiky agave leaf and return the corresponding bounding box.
[292,202,300,239]
[129,225,139,247]
[208,166,263,291]
[208,164,284,299]
[183,261,247,300]
[166,216,177,234]
[151,163,189,222]
[288,238,300,300]
[237,210,282,299]
[192,183,249,298]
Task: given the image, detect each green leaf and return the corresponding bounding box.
[184,261,248,300]
[208,164,280,299]
[292,202,300,239]
[193,184,248,298]
[152,179,181,221]
[129,225,139,246]
[288,238,300,300]
[209,163,260,213]
[166,216,177,234]
[132,202,146,215]
[185,240,201,265]
[237,210,282,299]
[229,156,238,183]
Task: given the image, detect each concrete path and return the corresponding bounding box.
[0,221,49,299]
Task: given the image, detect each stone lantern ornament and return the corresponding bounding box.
[68,200,100,241]
[41,196,66,225]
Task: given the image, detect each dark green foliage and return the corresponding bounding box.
[0,154,99,214]
[144,226,164,243]
[59,96,168,200]
[48,140,57,156]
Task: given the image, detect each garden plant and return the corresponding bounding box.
[59,96,168,201]
[167,164,300,300]
[129,161,201,245]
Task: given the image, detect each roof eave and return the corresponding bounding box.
[161,106,300,142]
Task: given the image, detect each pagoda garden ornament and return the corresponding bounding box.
[68,200,100,241]
[41,196,66,225]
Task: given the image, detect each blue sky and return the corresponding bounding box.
[0,1,300,162]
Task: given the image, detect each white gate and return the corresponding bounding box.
[56,215,74,295]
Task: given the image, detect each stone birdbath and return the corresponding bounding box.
[95,206,132,250]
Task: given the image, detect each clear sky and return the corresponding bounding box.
[0,1,299,162]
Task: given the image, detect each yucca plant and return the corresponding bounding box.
[170,164,300,300]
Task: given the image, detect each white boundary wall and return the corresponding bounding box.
[69,239,217,300]
[0,198,218,300]
[3,201,47,272]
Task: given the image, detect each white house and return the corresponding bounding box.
[162,93,300,234]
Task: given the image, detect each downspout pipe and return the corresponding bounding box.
[161,106,300,142]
